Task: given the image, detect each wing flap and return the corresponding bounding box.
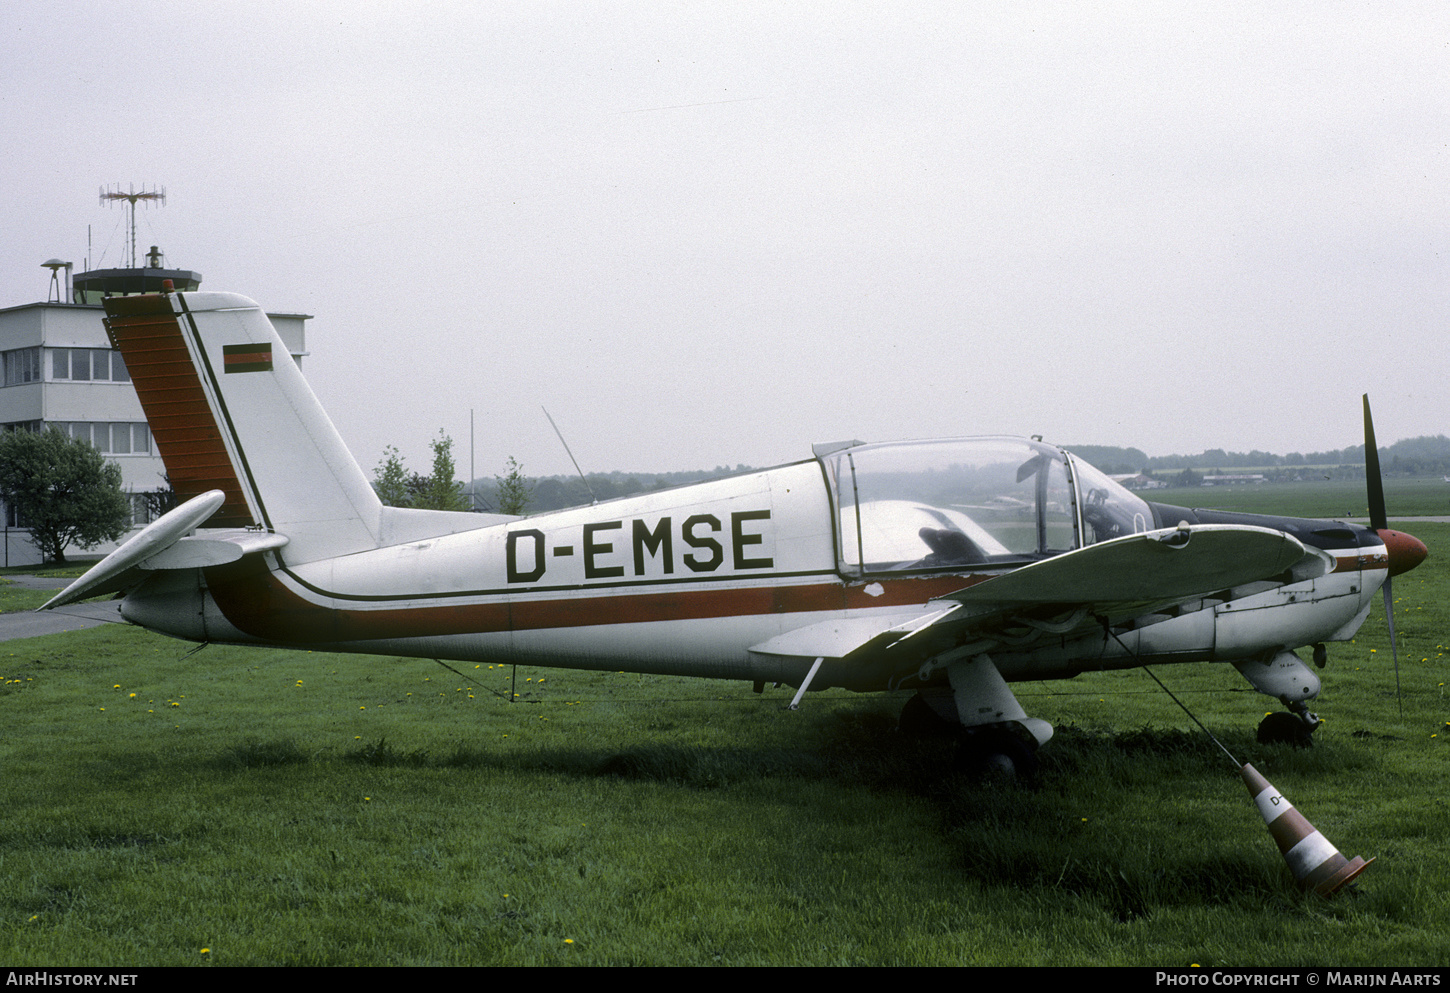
[749,606,960,660]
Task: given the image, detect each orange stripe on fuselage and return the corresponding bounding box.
[203,565,989,645]
[104,295,255,528]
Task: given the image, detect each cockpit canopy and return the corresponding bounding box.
[818,437,1152,576]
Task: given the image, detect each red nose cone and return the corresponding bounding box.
[1378,529,1428,577]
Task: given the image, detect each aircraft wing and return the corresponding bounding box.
[750,523,1307,668]
[935,523,1305,615]
[40,490,288,610]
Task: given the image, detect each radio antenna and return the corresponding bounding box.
[542,406,597,506]
[100,184,166,268]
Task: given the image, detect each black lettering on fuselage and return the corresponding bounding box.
[633,517,673,575]
[682,514,723,572]
[583,521,625,579]
[507,529,546,583]
[731,509,773,569]
[507,510,774,583]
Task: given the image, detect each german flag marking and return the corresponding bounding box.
[223,343,272,373]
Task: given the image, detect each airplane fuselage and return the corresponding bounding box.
[44,289,1421,747]
[119,456,1390,696]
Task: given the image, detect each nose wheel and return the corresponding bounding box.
[1257,708,1318,748]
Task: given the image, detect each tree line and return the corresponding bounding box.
[3,422,1444,566]
[1067,435,1450,477]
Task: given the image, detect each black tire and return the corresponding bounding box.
[956,729,1038,781]
[897,693,956,738]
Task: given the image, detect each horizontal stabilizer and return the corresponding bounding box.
[142,530,289,569]
[40,490,288,610]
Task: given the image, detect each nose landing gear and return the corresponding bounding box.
[1256,704,1319,748]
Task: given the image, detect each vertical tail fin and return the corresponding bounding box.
[105,291,382,563]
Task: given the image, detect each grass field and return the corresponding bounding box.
[1148,476,1450,519]
[0,524,1446,966]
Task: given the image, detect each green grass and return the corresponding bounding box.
[0,528,1445,965]
[1150,477,1450,519]
[0,564,90,615]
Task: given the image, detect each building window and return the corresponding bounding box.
[3,348,42,386]
[56,422,152,454]
[48,348,130,383]
[129,493,154,527]
[1,421,42,434]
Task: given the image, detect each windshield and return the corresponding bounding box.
[1067,454,1153,545]
[823,438,1078,575]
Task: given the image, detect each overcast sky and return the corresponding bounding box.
[4,2,1447,478]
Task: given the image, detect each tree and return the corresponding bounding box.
[374,445,411,507]
[415,430,469,511]
[495,456,532,516]
[135,475,177,524]
[0,427,131,564]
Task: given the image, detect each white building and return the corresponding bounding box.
[1,251,308,566]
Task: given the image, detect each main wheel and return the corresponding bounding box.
[955,729,1038,781]
[897,692,956,738]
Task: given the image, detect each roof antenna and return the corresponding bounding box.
[542,406,597,505]
[100,184,166,268]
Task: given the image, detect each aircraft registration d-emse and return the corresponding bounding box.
[45,289,1427,775]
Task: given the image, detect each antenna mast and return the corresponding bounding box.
[99,184,166,268]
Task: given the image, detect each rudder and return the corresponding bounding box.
[105,291,382,563]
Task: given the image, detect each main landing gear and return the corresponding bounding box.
[896,694,1042,779]
[897,651,1051,781]
[955,727,1040,780]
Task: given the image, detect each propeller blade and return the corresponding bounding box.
[1364,394,1404,715]
[1382,578,1403,717]
[1363,394,1387,532]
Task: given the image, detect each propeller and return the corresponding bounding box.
[1362,395,1429,716]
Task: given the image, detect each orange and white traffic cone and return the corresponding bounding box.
[1242,763,1372,896]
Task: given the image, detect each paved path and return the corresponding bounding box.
[0,574,125,641]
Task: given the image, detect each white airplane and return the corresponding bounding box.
[44,289,1428,775]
